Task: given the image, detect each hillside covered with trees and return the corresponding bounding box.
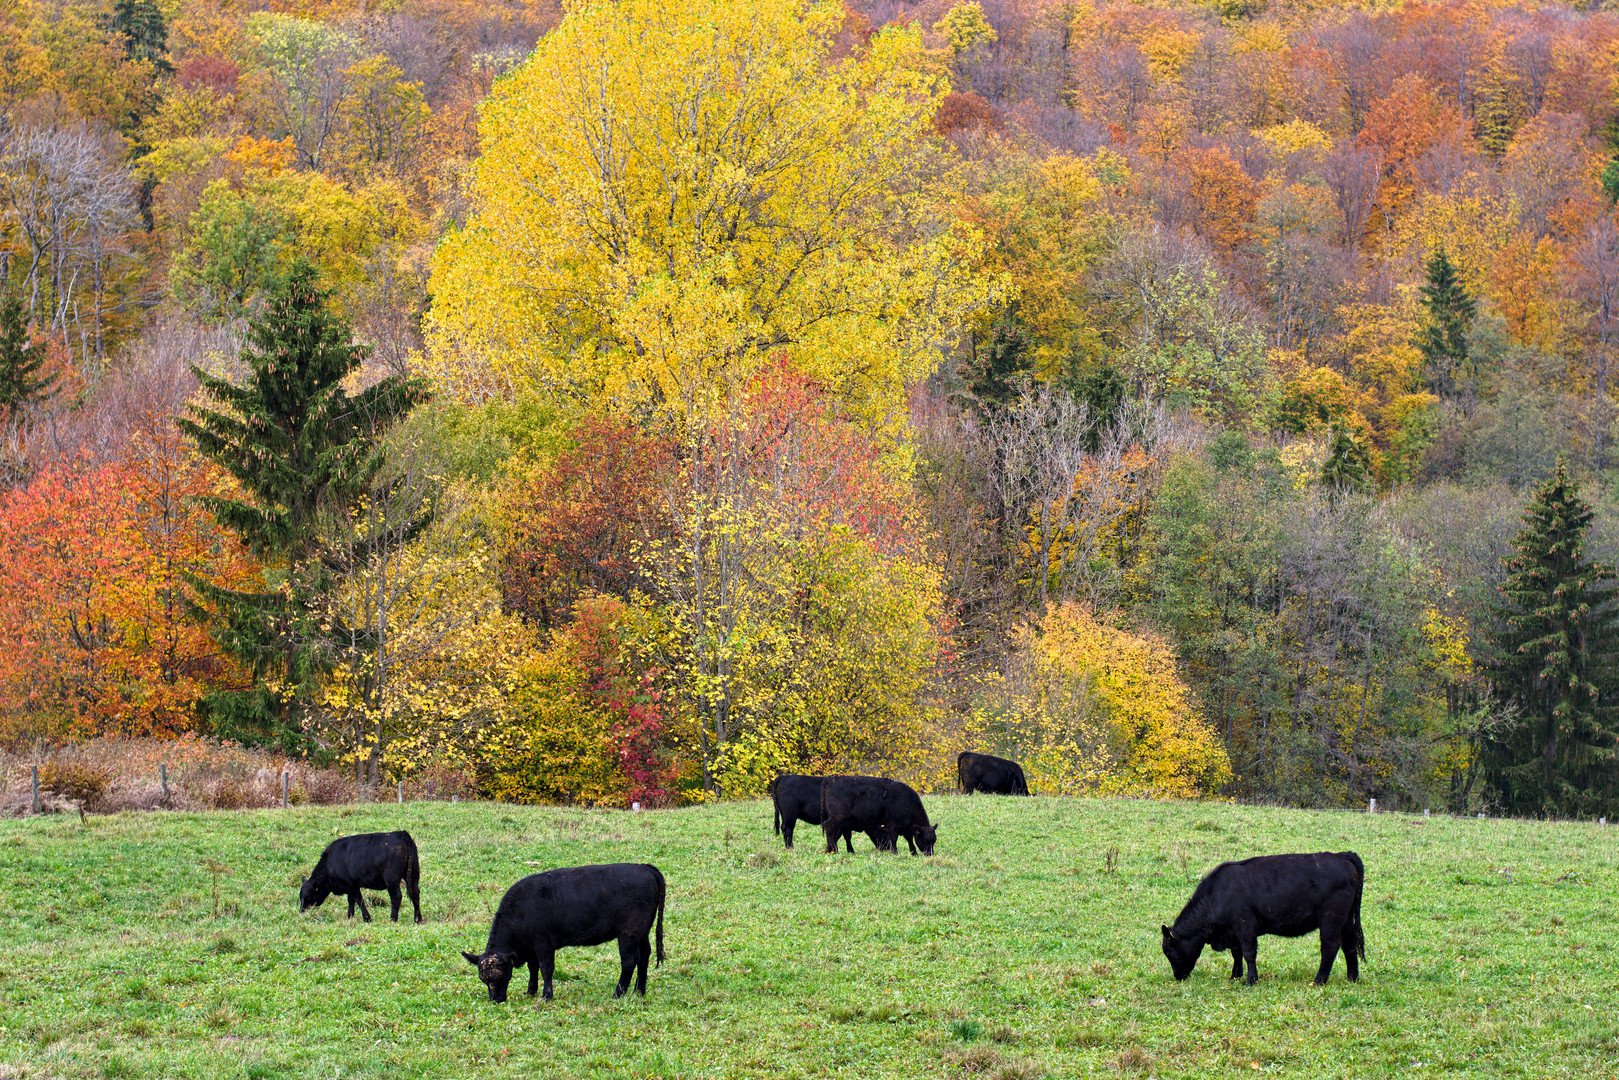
[2,0,1617,817]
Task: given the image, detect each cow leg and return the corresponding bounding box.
[1315,927,1342,986]
[1241,937,1259,985]
[387,879,403,922]
[615,937,638,998]
[902,832,918,856]
[843,828,856,853]
[1344,937,1359,982]
[1229,949,1243,980]
[823,817,841,854]
[346,895,356,919]
[354,891,372,923]
[538,951,555,1000]
[633,932,651,995]
[406,875,422,924]
[782,817,795,850]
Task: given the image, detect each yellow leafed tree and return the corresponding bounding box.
[424,0,995,428]
[988,603,1231,798]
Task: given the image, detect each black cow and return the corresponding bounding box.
[462,863,665,1002]
[1160,851,1365,986]
[771,773,887,851]
[820,775,937,856]
[299,830,421,923]
[957,751,1030,795]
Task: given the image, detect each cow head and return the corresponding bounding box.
[1160,924,1201,980]
[463,950,517,1002]
[298,876,329,912]
[916,823,938,856]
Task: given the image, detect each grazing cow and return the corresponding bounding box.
[299,830,421,923]
[771,773,887,851]
[1160,851,1365,986]
[957,751,1030,795]
[820,775,937,856]
[462,863,665,1002]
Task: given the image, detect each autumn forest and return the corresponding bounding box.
[2,0,1617,818]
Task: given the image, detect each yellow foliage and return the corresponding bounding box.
[1140,27,1198,82]
[425,0,995,435]
[971,149,1109,378]
[997,604,1231,798]
[934,2,997,56]
[1256,118,1330,162]
[486,629,630,807]
[1392,178,1518,298]
[1235,21,1288,54]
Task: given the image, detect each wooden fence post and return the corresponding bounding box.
[160,763,169,803]
[397,781,403,804]
[31,766,40,815]
[281,771,289,809]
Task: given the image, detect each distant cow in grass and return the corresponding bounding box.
[299,830,421,923]
[771,773,887,851]
[820,775,937,856]
[957,752,1030,795]
[1160,851,1365,986]
[462,863,665,1002]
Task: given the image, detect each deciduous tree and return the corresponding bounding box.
[425,0,993,433]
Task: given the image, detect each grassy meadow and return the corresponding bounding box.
[0,795,1615,1079]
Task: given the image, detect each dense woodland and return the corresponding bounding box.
[2,0,1617,817]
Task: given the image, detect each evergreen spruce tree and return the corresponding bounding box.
[178,260,431,748]
[108,0,173,71]
[1415,249,1477,401]
[0,286,53,416]
[1319,426,1373,496]
[1066,359,1126,453]
[963,313,1031,414]
[1485,462,1619,817]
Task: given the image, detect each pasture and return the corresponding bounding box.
[0,795,1614,1079]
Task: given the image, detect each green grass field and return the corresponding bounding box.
[0,795,1615,1079]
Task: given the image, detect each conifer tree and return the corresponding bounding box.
[1415,249,1477,401]
[1486,462,1619,817]
[179,260,431,748]
[964,315,1031,414]
[109,0,172,71]
[0,286,53,416]
[1319,426,1373,495]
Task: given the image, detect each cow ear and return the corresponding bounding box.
[1161,925,1173,938]
[498,951,519,964]
[461,951,481,966]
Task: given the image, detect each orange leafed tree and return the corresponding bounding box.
[1357,74,1454,242]
[0,443,256,743]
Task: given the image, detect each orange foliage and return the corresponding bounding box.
[0,433,257,744]
[1357,74,1456,237]
[1177,148,1257,259]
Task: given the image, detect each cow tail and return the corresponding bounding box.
[1016,770,1029,796]
[407,838,420,891]
[1345,850,1367,960]
[957,754,968,794]
[773,798,781,836]
[654,866,666,967]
